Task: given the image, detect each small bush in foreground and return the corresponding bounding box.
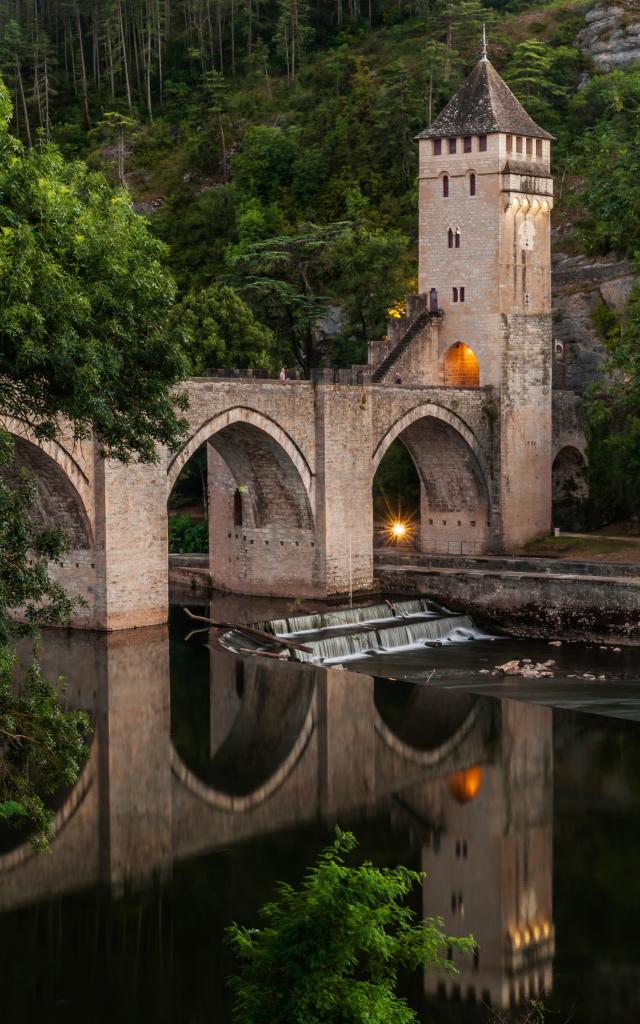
[227,827,474,1024]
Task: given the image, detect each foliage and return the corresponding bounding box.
[0,431,90,848]
[169,515,209,554]
[570,69,640,257]
[0,652,91,850]
[171,283,277,374]
[0,68,187,848]
[0,81,187,463]
[373,438,421,524]
[227,827,474,1023]
[585,290,640,525]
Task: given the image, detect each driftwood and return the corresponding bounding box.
[183,607,313,654]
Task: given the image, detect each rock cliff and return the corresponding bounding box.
[551,252,635,393]
[577,3,640,72]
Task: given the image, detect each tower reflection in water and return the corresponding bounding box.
[0,623,554,1021]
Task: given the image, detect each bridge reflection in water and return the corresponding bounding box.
[0,623,553,1020]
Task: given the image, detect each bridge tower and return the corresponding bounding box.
[415,53,555,548]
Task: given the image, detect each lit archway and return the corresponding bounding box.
[373,407,491,556]
[443,343,480,387]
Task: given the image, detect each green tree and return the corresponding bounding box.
[330,208,413,353]
[586,292,640,525]
[228,222,348,372]
[228,828,474,1023]
[171,283,277,373]
[0,72,187,846]
[91,110,138,187]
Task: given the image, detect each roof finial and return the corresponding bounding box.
[481,23,488,62]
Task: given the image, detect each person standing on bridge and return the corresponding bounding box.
[279,367,286,382]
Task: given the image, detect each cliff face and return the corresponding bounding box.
[549,4,640,396]
[551,252,635,393]
[577,3,640,72]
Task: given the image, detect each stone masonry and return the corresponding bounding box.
[3,58,585,628]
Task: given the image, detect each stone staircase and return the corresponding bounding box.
[371,311,431,382]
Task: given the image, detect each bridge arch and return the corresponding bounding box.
[170,658,316,813]
[167,406,314,504]
[372,403,491,555]
[374,681,482,769]
[1,423,94,549]
[168,404,317,595]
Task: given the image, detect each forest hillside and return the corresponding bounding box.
[2,0,640,523]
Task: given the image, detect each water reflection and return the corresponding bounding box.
[0,617,639,1023]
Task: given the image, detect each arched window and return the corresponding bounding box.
[470,173,476,196]
[448,228,454,249]
[455,229,461,249]
[443,174,449,197]
[444,343,480,387]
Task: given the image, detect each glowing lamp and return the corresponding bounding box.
[447,766,482,803]
[391,521,407,539]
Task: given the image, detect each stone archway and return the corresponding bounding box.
[3,435,94,549]
[169,406,318,596]
[552,445,588,531]
[373,404,491,556]
[443,343,480,387]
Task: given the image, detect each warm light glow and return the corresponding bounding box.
[384,517,415,545]
[447,766,482,803]
[444,343,480,387]
[533,924,541,941]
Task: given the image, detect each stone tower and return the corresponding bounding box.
[370,54,555,551]
[417,56,554,548]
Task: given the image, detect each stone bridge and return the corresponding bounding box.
[0,624,554,1011]
[3,377,582,630]
[0,626,495,908]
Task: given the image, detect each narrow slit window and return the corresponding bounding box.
[434,138,442,155]
[506,134,513,153]
[478,134,487,152]
[233,489,243,527]
[460,287,465,302]
[464,136,472,153]
[448,228,454,248]
[516,136,523,154]
[453,287,458,302]
[449,138,457,154]
[455,229,461,249]
[526,137,532,157]
[536,138,543,158]
[470,172,476,196]
[443,174,449,197]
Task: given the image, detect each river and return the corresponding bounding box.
[1,593,640,1023]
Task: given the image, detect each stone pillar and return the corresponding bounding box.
[93,453,168,629]
[98,627,172,892]
[317,669,376,817]
[313,384,374,595]
[500,314,553,549]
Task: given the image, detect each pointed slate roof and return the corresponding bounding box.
[416,58,554,141]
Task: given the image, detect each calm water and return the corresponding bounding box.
[1,596,640,1023]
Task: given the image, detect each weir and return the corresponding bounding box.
[235,599,496,665]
